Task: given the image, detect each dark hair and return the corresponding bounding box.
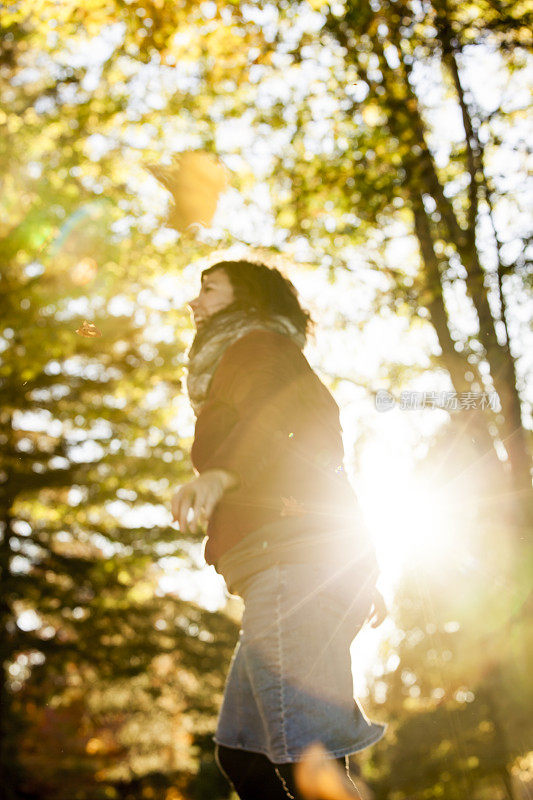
[201,260,314,341]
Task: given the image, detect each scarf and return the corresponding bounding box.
[185,307,306,416]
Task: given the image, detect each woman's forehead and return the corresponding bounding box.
[202,268,228,285]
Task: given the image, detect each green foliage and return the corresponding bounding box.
[0,3,255,796]
[365,555,532,799]
[1,0,531,798]
[260,0,533,507]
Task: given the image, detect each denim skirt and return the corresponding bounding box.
[213,559,386,764]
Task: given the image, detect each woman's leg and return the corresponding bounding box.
[216,744,359,800]
[275,755,359,799]
[215,743,293,799]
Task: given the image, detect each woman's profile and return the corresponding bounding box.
[171,259,387,799]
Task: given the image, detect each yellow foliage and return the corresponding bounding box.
[7,115,23,134]
[86,737,104,754]
[71,258,98,286]
[127,581,154,603]
[117,570,132,585]
[164,788,186,800]
[362,103,386,127]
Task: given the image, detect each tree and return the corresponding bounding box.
[245,0,532,523]
[3,0,531,796]
[0,2,263,794]
[363,546,532,799]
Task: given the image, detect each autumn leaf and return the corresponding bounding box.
[75,320,102,337]
[295,742,362,799]
[146,150,229,234]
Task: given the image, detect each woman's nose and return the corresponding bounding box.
[188,295,199,311]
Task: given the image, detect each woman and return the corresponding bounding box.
[171,259,387,800]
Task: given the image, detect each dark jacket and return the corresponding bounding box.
[191,329,376,568]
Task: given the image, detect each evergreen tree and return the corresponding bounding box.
[0,3,258,795]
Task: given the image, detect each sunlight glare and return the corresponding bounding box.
[360,447,454,584]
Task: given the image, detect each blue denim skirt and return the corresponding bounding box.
[213,560,386,764]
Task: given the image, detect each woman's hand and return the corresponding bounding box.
[368,588,387,628]
[171,469,239,534]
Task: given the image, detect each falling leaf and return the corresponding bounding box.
[295,741,362,799]
[75,320,102,337]
[146,150,229,234]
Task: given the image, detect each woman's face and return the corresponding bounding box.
[188,268,235,327]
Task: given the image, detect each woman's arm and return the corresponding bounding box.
[171,468,239,534]
[172,332,305,534]
[172,333,301,534]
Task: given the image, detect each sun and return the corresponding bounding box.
[358,446,456,587]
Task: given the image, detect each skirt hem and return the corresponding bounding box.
[212,723,386,765]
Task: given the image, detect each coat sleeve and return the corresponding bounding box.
[191,332,301,491]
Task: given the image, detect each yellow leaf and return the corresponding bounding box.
[146,150,229,234]
[75,320,102,337]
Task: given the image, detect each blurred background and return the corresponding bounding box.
[0,0,531,798]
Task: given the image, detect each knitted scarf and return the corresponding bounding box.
[186,307,306,416]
